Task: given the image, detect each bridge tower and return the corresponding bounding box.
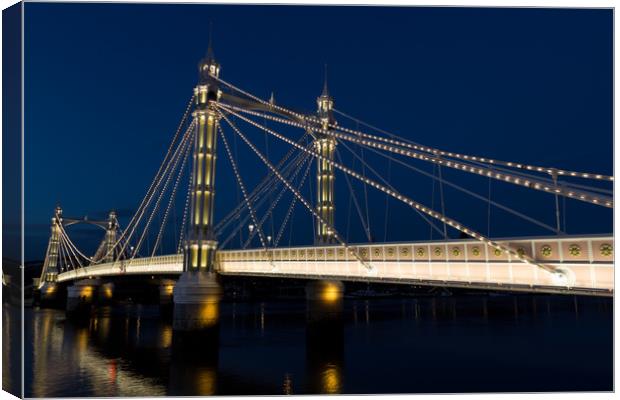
[184,43,221,272]
[307,72,345,328]
[315,73,337,244]
[39,206,62,303]
[104,210,118,263]
[173,40,224,333]
[44,206,62,282]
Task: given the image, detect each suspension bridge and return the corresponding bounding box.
[37,43,613,329]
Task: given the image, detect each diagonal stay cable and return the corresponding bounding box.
[357,140,562,234]
[115,95,196,250]
[218,103,612,209]
[130,121,194,259]
[218,108,373,270]
[212,75,612,182]
[218,124,270,251]
[335,148,373,242]
[220,104,568,278]
[215,131,309,233]
[177,161,194,254]
[274,152,314,247]
[57,224,90,264]
[219,151,309,249]
[218,149,310,248]
[242,149,313,249]
[151,128,194,258]
[332,108,614,182]
[336,137,447,239]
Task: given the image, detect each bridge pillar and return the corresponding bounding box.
[315,74,337,245]
[104,211,119,263]
[39,282,61,306]
[173,272,222,333]
[66,278,100,316]
[39,206,63,306]
[173,43,223,334]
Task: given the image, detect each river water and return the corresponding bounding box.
[6,294,613,396]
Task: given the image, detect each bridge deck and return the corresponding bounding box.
[55,235,613,296]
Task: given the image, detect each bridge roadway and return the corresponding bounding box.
[55,235,614,297]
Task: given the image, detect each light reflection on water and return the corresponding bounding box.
[16,295,613,397]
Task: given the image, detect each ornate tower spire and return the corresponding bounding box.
[185,32,222,272]
[198,26,220,85]
[321,64,329,97]
[315,65,337,244]
[317,64,335,130]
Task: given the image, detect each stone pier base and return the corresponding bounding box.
[159,278,176,317]
[66,279,100,316]
[39,282,61,307]
[173,272,222,341]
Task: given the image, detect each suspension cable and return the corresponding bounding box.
[241,150,312,249]
[215,131,309,233]
[218,151,309,249]
[213,75,612,183]
[218,104,564,276]
[335,148,372,242]
[117,95,196,247]
[337,137,447,239]
[58,229,86,268]
[130,122,194,259]
[332,108,613,182]
[357,144,561,234]
[274,152,314,247]
[219,124,270,250]
[151,128,194,258]
[218,103,612,209]
[59,237,70,272]
[177,161,193,254]
[57,224,90,264]
[218,109,373,270]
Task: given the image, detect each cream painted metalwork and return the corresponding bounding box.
[56,235,613,296]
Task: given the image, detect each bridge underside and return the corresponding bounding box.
[54,235,613,297]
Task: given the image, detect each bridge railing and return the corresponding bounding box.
[55,236,613,294]
[217,235,613,264]
[56,254,184,282]
[216,236,613,292]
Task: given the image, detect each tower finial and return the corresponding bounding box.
[322,63,329,97]
[206,21,214,61]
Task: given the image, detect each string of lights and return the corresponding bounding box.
[218,124,269,250]
[241,151,312,250]
[215,133,310,234]
[126,121,195,260]
[215,75,612,183]
[219,104,567,278]
[274,151,314,247]
[177,164,194,254]
[217,102,612,209]
[151,128,194,258]
[332,108,613,182]
[218,109,373,271]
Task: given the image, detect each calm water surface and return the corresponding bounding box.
[12,294,613,396]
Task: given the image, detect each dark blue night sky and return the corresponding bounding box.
[20,4,612,261]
